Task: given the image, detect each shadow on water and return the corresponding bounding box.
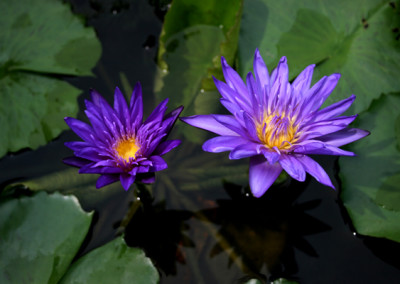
[198,179,331,282]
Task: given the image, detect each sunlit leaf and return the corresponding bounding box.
[156,0,243,142]
[0,0,101,156]
[0,191,93,284]
[0,73,79,156]
[239,0,400,113]
[59,236,159,284]
[340,93,400,242]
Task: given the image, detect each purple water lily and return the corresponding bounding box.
[64,83,183,191]
[181,49,369,198]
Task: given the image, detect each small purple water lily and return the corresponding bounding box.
[64,83,183,191]
[181,49,369,198]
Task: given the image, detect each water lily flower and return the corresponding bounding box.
[181,49,369,198]
[64,83,183,191]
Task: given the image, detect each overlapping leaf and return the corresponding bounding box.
[0,0,101,156]
[0,191,159,284]
[0,192,93,284]
[239,0,400,113]
[340,93,400,242]
[60,236,159,284]
[156,0,243,144]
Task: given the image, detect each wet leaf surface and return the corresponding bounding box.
[340,93,400,242]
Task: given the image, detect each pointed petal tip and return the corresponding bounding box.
[251,187,268,198]
[221,56,228,65]
[174,105,184,116]
[114,86,122,93]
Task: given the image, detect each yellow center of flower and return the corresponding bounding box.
[257,113,298,150]
[115,138,140,162]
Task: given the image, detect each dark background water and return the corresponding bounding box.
[1,0,400,283]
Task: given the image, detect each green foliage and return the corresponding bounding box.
[0,192,93,284]
[156,0,243,142]
[60,236,159,284]
[340,93,400,242]
[0,0,101,156]
[239,0,400,113]
[0,191,159,284]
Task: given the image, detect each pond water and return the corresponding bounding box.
[1,0,400,283]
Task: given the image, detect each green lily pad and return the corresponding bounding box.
[0,0,101,156]
[238,0,400,113]
[340,93,400,242]
[0,73,79,155]
[0,191,93,284]
[59,236,159,284]
[156,0,243,142]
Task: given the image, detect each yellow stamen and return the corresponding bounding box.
[257,113,297,150]
[115,138,140,162]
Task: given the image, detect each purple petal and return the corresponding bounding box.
[221,57,249,101]
[65,117,95,143]
[84,109,111,142]
[63,156,89,168]
[146,98,169,125]
[220,98,241,116]
[90,89,116,119]
[253,48,270,101]
[242,112,260,141]
[212,114,247,137]
[300,115,358,139]
[153,140,181,156]
[64,141,91,151]
[139,174,156,184]
[302,73,341,115]
[229,142,262,159]
[180,115,238,136]
[297,155,334,188]
[92,159,117,167]
[293,141,355,156]
[113,87,130,128]
[96,174,120,188]
[279,154,306,182]
[149,155,168,172]
[249,155,282,198]
[261,148,281,164]
[246,72,259,107]
[75,147,104,162]
[162,106,184,133]
[316,128,370,147]
[312,94,356,122]
[202,136,248,153]
[120,173,136,191]
[136,165,150,173]
[270,56,288,95]
[292,64,315,96]
[213,77,252,114]
[130,82,143,126]
[79,165,124,174]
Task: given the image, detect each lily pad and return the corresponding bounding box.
[156,0,243,143]
[60,236,159,284]
[238,0,400,113]
[0,191,93,284]
[0,0,101,156]
[340,93,400,242]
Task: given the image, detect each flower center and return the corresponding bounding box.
[257,113,297,150]
[115,138,140,162]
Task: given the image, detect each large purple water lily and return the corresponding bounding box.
[181,49,369,198]
[64,83,183,191]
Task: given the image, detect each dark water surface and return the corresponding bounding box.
[1,0,400,283]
